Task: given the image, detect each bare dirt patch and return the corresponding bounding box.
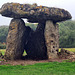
[0,58,69,66]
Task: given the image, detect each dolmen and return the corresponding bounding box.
[0,3,72,60]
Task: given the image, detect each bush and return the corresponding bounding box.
[0,43,6,49]
[59,20,75,48]
[0,26,8,43]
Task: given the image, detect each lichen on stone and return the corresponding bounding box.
[0,3,72,22]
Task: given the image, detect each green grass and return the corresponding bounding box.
[0,48,75,75]
[0,62,75,75]
[0,49,6,55]
[59,48,75,52]
[0,49,27,56]
[62,48,75,52]
[23,50,27,56]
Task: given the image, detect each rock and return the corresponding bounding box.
[0,3,72,23]
[44,20,59,59]
[58,48,75,59]
[60,49,74,55]
[69,54,75,62]
[61,48,66,53]
[65,50,75,55]
[4,19,27,60]
[25,22,47,59]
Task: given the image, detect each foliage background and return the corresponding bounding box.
[59,20,75,48]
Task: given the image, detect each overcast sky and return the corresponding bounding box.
[0,0,75,26]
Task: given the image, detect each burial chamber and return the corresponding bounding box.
[0,3,72,60]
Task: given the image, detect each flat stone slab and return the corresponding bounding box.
[0,3,72,23]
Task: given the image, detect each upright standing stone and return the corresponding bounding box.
[44,20,59,59]
[25,22,47,59]
[55,23,59,49]
[4,19,26,60]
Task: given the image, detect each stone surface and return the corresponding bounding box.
[69,54,75,62]
[44,20,59,59]
[0,3,72,60]
[58,48,75,59]
[4,19,27,60]
[24,22,47,59]
[55,23,59,49]
[57,49,75,62]
[0,3,72,23]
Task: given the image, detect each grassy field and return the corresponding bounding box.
[0,62,75,75]
[59,48,75,52]
[0,48,75,75]
[0,49,27,55]
[0,49,6,55]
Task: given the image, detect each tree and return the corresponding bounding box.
[26,23,37,31]
[59,20,75,48]
[0,26,8,43]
